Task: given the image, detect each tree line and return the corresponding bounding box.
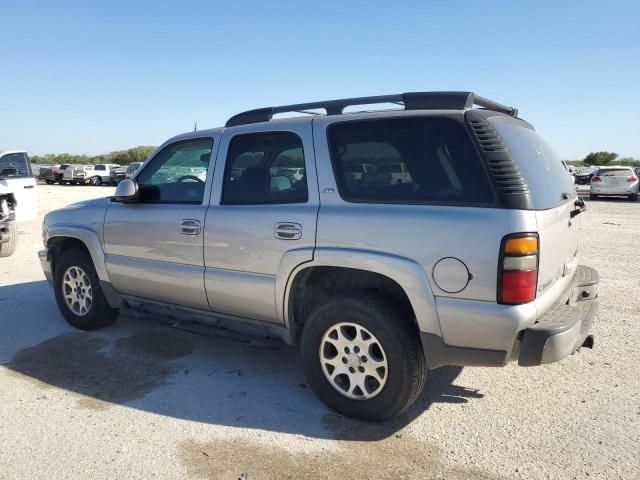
[30,146,157,166]
[566,152,640,168]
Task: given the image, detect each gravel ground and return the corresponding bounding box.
[0,184,638,480]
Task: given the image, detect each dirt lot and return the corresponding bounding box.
[0,184,638,479]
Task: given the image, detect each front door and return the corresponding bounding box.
[103,136,217,309]
[204,121,319,323]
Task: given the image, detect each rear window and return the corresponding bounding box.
[489,118,576,209]
[0,153,32,178]
[327,117,495,206]
[596,168,632,176]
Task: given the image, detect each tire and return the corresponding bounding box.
[45,180,54,185]
[0,221,16,257]
[300,293,426,421]
[53,248,118,330]
[589,194,597,200]
[91,176,102,186]
[629,193,638,201]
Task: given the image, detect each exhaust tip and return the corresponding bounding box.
[582,335,594,350]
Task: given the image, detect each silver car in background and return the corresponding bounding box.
[590,166,639,200]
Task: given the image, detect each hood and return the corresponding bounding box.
[65,196,112,209]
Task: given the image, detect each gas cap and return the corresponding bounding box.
[432,257,471,293]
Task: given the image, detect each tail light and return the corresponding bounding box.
[626,176,637,182]
[591,176,601,182]
[498,234,539,305]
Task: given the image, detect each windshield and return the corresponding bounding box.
[0,152,32,178]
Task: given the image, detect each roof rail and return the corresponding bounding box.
[225,91,518,127]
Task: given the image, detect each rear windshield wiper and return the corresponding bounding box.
[570,198,586,218]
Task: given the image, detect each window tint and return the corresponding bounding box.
[490,118,576,209]
[0,153,31,178]
[328,117,495,205]
[596,168,632,175]
[94,165,106,171]
[222,132,308,204]
[136,138,213,204]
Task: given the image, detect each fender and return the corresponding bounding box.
[47,224,110,283]
[279,247,442,336]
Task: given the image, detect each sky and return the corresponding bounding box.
[1,0,639,159]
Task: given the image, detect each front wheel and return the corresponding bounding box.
[45,179,54,185]
[300,293,426,421]
[53,248,118,330]
[91,176,102,186]
[0,220,16,257]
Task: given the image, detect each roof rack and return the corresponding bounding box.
[225,91,518,127]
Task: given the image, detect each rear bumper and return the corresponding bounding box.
[518,265,599,366]
[591,184,638,195]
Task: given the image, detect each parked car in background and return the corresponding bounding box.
[39,164,71,184]
[109,166,127,185]
[575,167,597,185]
[62,165,94,185]
[590,166,638,200]
[0,150,38,257]
[85,164,119,186]
[126,162,142,179]
[39,91,599,421]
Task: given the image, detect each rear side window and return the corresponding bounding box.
[222,132,308,205]
[489,118,575,209]
[327,117,495,205]
[0,153,31,178]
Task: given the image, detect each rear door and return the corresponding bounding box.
[0,152,37,221]
[203,120,319,323]
[489,118,579,299]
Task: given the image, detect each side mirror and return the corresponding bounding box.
[113,178,139,202]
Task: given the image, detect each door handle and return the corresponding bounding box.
[180,219,201,235]
[274,222,302,240]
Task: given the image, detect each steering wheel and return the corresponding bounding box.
[176,175,204,183]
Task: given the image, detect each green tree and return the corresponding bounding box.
[583,151,618,166]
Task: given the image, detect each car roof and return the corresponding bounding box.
[0,150,27,157]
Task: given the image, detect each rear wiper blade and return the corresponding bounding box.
[570,198,586,218]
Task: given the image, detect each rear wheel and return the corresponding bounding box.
[54,248,118,330]
[91,176,102,186]
[45,179,54,185]
[300,293,426,421]
[0,221,16,257]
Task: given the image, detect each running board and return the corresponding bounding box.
[119,301,285,349]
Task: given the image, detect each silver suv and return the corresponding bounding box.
[39,92,599,421]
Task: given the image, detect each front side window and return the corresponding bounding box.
[135,138,213,204]
[328,117,495,205]
[222,132,308,204]
[0,153,31,178]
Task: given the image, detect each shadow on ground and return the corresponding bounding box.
[2,280,484,441]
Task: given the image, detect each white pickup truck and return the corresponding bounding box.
[0,150,38,257]
[61,163,119,186]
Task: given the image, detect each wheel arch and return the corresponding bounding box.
[280,248,441,342]
[46,226,109,283]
